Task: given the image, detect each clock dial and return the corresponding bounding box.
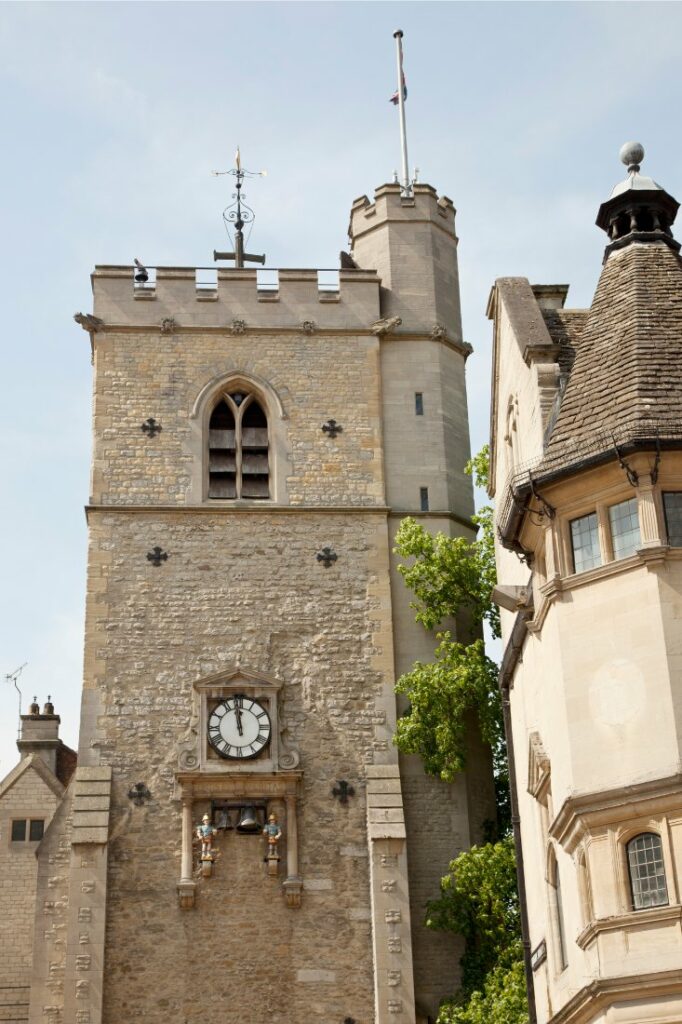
[207,696,271,760]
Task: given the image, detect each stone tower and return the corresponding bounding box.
[489,145,682,1024]
[29,179,492,1024]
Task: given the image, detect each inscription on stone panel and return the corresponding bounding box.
[78,907,92,923]
[387,970,401,986]
[81,881,95,893]
[387,936,402,953]
[43,901,55,915]
[42,1007,61,1022]
[76,1011,91,1024]
[381,854,398,867]
[80,855,93,868]
[75,954,91,972]
[48,875,64,888]
[388,1000,403,1014]
[79,932,90,945]
[76,980,90,1000]
[48,962,64,979]
[381,879,397,893]
[384,909,401,924]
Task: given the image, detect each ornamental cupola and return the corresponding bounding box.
[596,141,680,258]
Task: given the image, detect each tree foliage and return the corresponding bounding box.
[393,445,503,783]
[426,837,520,993]
[393,446,527,1023]
[394,638,500,782]
[437,958,528,1024]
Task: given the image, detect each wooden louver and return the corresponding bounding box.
[208,393,269,499]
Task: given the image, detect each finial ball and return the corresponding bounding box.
[619,141,645,170]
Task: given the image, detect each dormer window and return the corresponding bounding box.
[208,392,269,499]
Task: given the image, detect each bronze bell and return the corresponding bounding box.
[236,805,260,833]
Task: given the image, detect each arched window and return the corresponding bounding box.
[208,391,269,499]
[548,847,568,972]
[627,833,668,910]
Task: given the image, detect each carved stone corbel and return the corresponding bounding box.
[371,315,402,336]
[301,320,316,334]
[160,317,177,335]
[231,319,247,335]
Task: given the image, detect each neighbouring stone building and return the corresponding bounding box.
[0,701,76,1023]
[0,178,495,1024]
[489,143,682,1024]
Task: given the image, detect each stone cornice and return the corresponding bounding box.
[576,903,682,950]
[548,967,682,1024]
[550,771,682,852]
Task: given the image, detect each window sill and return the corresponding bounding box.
[576,903,681,950]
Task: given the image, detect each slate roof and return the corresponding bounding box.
[536,240,682,480]
[541,308,588,378]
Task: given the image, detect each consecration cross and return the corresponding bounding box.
[332,780,355,804]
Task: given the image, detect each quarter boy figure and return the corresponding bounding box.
[262,813,282,860]
[196,813,217,860]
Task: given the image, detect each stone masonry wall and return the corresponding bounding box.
[90,330,384,508]
[81,509,395,1024]
[0,769,61,1023]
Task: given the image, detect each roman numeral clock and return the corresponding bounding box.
[174,667,302,910]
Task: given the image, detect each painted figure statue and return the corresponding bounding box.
[262,814,282,860]
[196,814,217,860]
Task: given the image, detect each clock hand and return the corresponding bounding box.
[235,706,243,736]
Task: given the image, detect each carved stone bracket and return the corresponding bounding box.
[231,319,247,334]
[74,312,104,333]
[160,317,177,335]
[177,879,196,910]
[282,876,303,908]
[371,316,402,336]
[301,320,316,334]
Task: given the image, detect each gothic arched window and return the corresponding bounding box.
[627,833,668,910]
[208,391,269,499]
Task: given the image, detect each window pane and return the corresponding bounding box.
[29,820,44,842]
[664,493,682,546]
[420,487,429,511]
[11,819,27,842]
[628,833,668,910]
[570,513,601,573]
[609,498,641,559]
[415,393,424,416]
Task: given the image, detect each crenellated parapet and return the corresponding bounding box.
[91,266,381,331]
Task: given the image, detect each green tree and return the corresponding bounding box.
[392,446,527,1023]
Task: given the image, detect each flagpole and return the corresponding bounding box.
[393,29,410,196]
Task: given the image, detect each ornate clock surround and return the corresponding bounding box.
[176,666,300,775]
[175,666,303,911]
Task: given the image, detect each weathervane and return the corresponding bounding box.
[212,148,266,268]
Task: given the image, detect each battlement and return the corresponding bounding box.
[91,266,381,330]
[349,182,457,244]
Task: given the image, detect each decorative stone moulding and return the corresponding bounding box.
[141,417,162,437]
[231,319,247,334]
[332,780,355,804]
[321,419,343,438]
[316,546,338,568]
[370,315,402,336]
[160,317,177,334]
[128,782,151,806]
[73,312,104,333]
[146,546,168,566]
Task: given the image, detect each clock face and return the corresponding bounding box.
[207,696,271,760]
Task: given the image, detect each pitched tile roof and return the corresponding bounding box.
[537,241,682,480]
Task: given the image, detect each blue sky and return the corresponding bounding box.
[1,0,681,767]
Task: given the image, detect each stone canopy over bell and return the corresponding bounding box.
[597,142,680,257]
